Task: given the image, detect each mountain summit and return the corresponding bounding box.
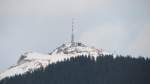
[0,19,110,80]
[50,42,108,56]
[0,42,109,80]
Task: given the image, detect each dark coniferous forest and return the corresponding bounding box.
[0,55,150,84]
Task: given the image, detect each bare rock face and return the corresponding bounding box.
[17,52,34,65]
[17,54,28,65]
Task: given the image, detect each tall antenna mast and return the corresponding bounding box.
[71,18,75,43]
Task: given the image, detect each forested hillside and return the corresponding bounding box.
[0,55,150,84]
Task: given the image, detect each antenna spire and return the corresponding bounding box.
[71,18,75,43]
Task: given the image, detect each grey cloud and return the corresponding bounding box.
[129,22,150,57]
[0,0,111,16]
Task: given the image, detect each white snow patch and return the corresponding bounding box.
[0,42,110,80]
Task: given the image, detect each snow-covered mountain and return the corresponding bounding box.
[0,42,109,80]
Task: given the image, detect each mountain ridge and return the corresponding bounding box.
[0,42,109,80]
[1,55,150,84]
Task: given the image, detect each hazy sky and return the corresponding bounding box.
[0,0,150,70]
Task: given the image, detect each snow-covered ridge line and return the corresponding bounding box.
[0,42,110,81]
[0,53,93,80]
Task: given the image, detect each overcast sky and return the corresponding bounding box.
[0,0,150,70]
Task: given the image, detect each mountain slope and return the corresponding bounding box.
[0,42,109,80]
[1,55,150,84]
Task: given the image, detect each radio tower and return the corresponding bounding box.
[71,18,75,43]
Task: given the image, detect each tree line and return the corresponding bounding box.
[0,54,150,84]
